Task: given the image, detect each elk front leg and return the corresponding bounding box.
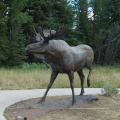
[68,71,76,105]
[77,69,85,95]
[38,71,58,103]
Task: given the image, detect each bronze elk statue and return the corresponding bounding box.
[26,24,94,105]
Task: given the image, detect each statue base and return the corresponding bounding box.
[31,95,99,109]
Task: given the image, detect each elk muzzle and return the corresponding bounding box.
[26,45,33,54]
[26,48,30,54]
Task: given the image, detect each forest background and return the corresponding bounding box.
[1,0,120,67]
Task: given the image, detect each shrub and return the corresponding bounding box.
[101,82,119,96]
[22,62,51,70]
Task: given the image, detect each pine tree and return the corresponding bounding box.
[89,0,120,64]
[24,0,74,29]
[79,0,91,43]
[52,0,74,26]
[72,0,92,44]
[8,0,32,67]
[0,0,9,66]
[47,12,55,29]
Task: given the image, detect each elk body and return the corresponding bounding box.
[26,25,94,105]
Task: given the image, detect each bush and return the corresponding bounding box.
[22,62,51,70]
[101,82,119,96]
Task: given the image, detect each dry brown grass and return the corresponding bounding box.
[0,65,120,90]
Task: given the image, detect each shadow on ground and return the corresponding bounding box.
[31,95,99,109]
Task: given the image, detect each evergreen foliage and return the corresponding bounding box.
[8,0,31,67]
[9,25,27,67]
[89,0,120,64]
[24,0,74,30]
[78,0,91,44]
[1,0,120,67]
[0,1,9,66]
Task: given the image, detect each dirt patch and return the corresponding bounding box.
[5,95,120,120]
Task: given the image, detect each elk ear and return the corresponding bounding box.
[39,37,47,44]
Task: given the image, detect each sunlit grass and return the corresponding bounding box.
[0,65,120,90]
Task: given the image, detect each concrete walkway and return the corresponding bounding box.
[0,88,120,120]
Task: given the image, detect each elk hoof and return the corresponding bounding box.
[80,89,84,95]
[37,97,45,104]
[87,82,90,87]
[72,99,76,106]
[80,93,83,96]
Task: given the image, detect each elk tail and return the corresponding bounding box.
[87,67,92,87]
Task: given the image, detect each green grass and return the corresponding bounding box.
[0,64,120,90]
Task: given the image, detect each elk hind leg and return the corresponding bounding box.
[38,71,58,103]
[77,69,85,95]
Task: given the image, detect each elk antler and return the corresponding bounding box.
[26,32,39,45]
[33,25,37,36]
[26,32,32,45]
[38,22,71,42]
[27,32,31,40]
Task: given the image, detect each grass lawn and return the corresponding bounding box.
[0,65,120,90]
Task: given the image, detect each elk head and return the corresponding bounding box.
[26,22,71,54]
[26,26,51,68]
